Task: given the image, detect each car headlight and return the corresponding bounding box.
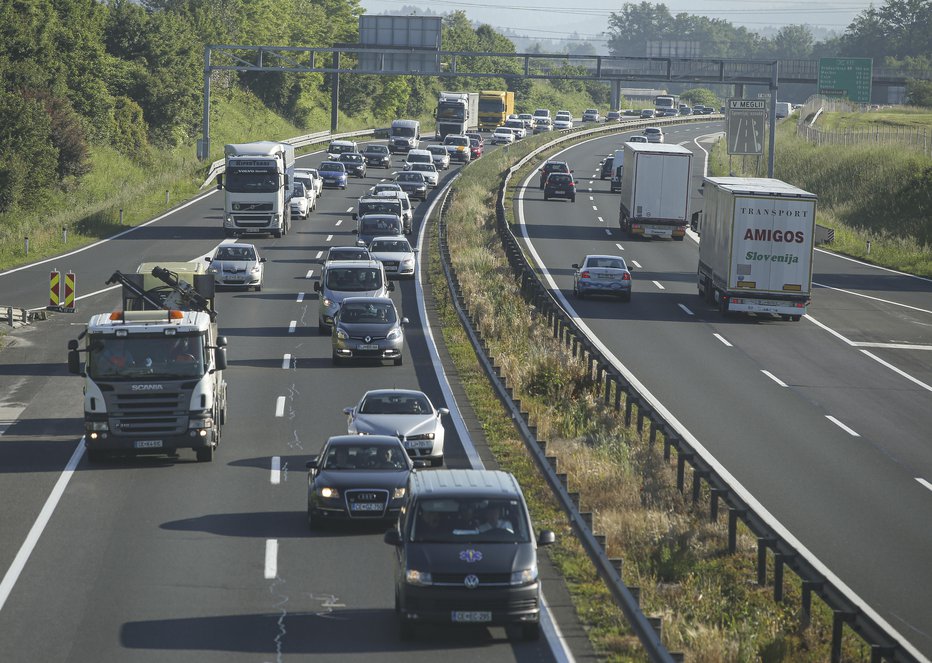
[335,327,348,340]
[406,433,434,441]
[405,569,432,586]
[510,565,538,586]
[250,265,261,273]
[401,257,415,266]
[392,487,406,499]
[386,327,403,341]
[323,297,333,307]
[319,486,340,499]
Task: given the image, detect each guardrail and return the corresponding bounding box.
[441,117,924,663]
[198,127,387,189]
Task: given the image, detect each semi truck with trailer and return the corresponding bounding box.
[217,141,295,238]
[618,142,692,240]
[478,90,515,131]
[697,177,817,320]
[68,266,228,462]
[435,92,479,139]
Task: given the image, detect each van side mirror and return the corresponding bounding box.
[306,456,319,470]
[537,530,556,546]
[216,336,228,347]
[388,282,395,292]
[384,528,402,546]
[352,213,357,220]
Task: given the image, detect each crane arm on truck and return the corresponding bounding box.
[106,268,218,321]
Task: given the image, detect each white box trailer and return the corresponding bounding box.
[697,177,817,320]
[618,142,692,240]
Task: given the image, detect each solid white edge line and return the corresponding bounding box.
[916,478,932,492]
[858,349,932,394]
[264,539,278,579]
[713,333,733,347]
[513,130,930,663]
[761,370,788,388]
[275,396,286,417]
[677,303,694,316]
[417,175,573,663]
[812,280,932,315]
[0,439,84,612]
[826,415,860,437]
[271,456,281,485]
[282,354,291,369]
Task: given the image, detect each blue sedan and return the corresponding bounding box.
[572,255,632,301]
[319,161,348,189]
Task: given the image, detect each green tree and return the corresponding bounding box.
[840,0,932,60]
[906,79,932,107]
[680,88,719,108]
[769,25,814,59]
[0,91,58,211]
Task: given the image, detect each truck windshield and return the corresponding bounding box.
[437,104,465,121]
[87,333,206,380]
[479,99,504,112]
[410,498,530,543]
[224,167,279,193]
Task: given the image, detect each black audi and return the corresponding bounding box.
[306,435,426,528]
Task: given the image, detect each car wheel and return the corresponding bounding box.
[196,446,214,463]
[307,507,317,530]
[543,194,549,201]
[393,356,403,366]
[431,455,444,467]
[521,623,541,642]
[570,197,576,202]
[399,619,415,641]
[254,283,262,292]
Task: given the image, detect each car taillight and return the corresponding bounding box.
[622,272,631,281]
[580,271,590,279]
[569,181,576,188]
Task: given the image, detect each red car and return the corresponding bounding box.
[469,137,484,160]
[538,160,571,189]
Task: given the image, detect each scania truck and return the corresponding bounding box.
[217,141,294,238]
[68,266,228,462]
[478,90,515,131]
[435,92,479,139]
[697,177,817,320]
[618,142,692,240]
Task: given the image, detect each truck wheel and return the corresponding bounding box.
[704,278,716,305]
[196,446,214,463]
[307,507,317,530]
[718,294,730,317]
[86,449,106,463]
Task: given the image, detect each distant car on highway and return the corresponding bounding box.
[393,171,429,200]
[642,127,664,143]
[539,160,571,189]
[640,109,655,119]
[492,126,516,145]
[206,242,265,291]
[319,161,348,189]
[606,110,622,122]
[426,144,451,170]
[543,172,576,203]
[361,144,391,168]
[368,236,417,279]
[323,246,371,264]
[405,162,439,187]
[582,109,600,122]
[627,135,649,143]
[331,296,407,365]
[572,254,632,301]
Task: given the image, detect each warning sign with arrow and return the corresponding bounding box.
[726,98,766,156]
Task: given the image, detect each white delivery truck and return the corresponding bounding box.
[435,92,479,138]
[218,141,295,238]
[618,142,692,240]
[388,119,420,153]
[697,177,817,320]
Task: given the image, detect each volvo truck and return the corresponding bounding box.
[435,92,479,139]
[217,141,294,238]
[618,142,692,240]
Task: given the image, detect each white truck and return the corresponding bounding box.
[435,92,479,139]
[618,142,692,240]
[388,119,421,153]
[68,266,228,462]
[697,177,817,320]
[610,148,625,193]
[218,141,295,238]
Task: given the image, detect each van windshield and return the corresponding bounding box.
[410,498,530,543]
[392,126,416,138]
[325,267,383,291]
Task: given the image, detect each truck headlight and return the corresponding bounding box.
[87,421,109,431]
[510,565,538,586]
[405,569,432,586]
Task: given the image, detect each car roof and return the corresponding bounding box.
[219,242,257,251]
[370,235,410,244]
[363,388,429,399]
[359,214,401,221]
[325,259,382,269]
[341,295,395,306]
[409,469,522,499]
[585,254,627,262]
[326,434,401,447]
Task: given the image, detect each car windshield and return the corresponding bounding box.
[374,184,401,193]
[322,444,407,470]
[470,138,480,147]
[587,257,626,270]
[370,239,411,253]
[292,182,306,196]
[361,218,401,236]
[360,393,432,414]
[443,136,468,146]
[410,498,530,543]
[329,143,354,154]
[215,246,256,261]
[396,173,423,182]
[327,248,369,261]
[87,332,206,380]
[545,163,567,173]
[341,154,363,163]
[428,146,445,155]
[325,267,383,291]
[320,162,345,172]
[339,301,397,324]
[359,201,401,215]
[412,164,435,172]
[365,145,388,154]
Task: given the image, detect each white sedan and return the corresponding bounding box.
[344,389,449,466]
[404,162,439,187]
[492,127,516,144]
[368,236,417,279]
[206,242,266,291]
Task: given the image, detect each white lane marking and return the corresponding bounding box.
[305,270,314,279]
[814,250,932,284]
[604,229,612,236]
[275,397,286,417]
[812,281,932,316]
[264,539,278,579]
[587,187,592,193]
[589,196,594,201]
[315,250,323,259]
[631,260,642,268]
[325,234,333,242]
[335,219,342,226]
[0,440,83,612]
[713,333,733,347]
[282,354,292,369]
[296,292,305,303]
[678,303,694,316]
[652,281,665,290]
[271,457,281,485]
[592,205,598,211]
[826,416,860,437]
[597,216,604,223]
[615,243,624,251]
[288,321,296,334]
[916,478,932,492]
[761,370,788,387]
[346,207,353,212]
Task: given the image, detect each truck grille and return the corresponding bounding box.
[109,390,188,436]
[232,214,273,227]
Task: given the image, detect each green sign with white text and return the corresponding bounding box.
[818,58,873,103]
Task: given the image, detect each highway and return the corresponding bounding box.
[513,121,932,659]
[0,139,594,661]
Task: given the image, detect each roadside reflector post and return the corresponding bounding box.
[49,270,61,309]
[24,236,29,255]
[64,272,76,312]
[63,226,67,243]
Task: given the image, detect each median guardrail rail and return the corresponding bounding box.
[440,116,924,663]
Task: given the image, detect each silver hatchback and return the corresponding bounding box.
[332,297,408,365]
[315,260,393,334]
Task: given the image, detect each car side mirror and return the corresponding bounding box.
[351,229,357,234]
[205,257,212,263]
[342,407,353,415]
[306,456,318,470]
[260,257,267,263]
[571,263,579,269]
[388,282,395,291]
[384,528,402,546]
[401,317,410,325]
[537,530,556,546]
[356,240,366,247]
[313,281,321,292]
[438,407,450,416]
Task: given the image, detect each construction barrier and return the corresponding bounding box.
[47,270,76,312]
[49,271,60,308]
[63,272,75,312]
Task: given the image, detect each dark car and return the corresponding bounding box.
[543,172,576,202]
[339,152,367,178]
[465,132,483,148]
[323,246,371,263]
[600,156,614,180]
[332,296,407,365]
[361,144,391,167]
[306,434,424,528]
[538,160,571,189]
[393,172,428,200]
[384,469,555,641]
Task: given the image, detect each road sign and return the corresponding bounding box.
[818,57,873,104]
[726,98,766,155]
[49,271,61,307]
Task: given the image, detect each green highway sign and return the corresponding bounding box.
[818,58,873,103]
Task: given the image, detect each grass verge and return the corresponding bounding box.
[429,134,876,660]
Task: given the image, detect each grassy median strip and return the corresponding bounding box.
[430,137,873,661]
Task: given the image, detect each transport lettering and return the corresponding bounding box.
[745,251,800,264]
[742,228,806,243]
[739,207,809,218]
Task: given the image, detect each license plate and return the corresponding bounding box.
[553,190,565,194]
[597,273,618,280]
[452,611,492,623]
[359,344,379,351]
[134,440,162,449]
[404,439,432,449]
[226,275,244,281]
[351,502,383,511]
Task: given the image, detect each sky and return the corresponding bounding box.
[359,0,878,47]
